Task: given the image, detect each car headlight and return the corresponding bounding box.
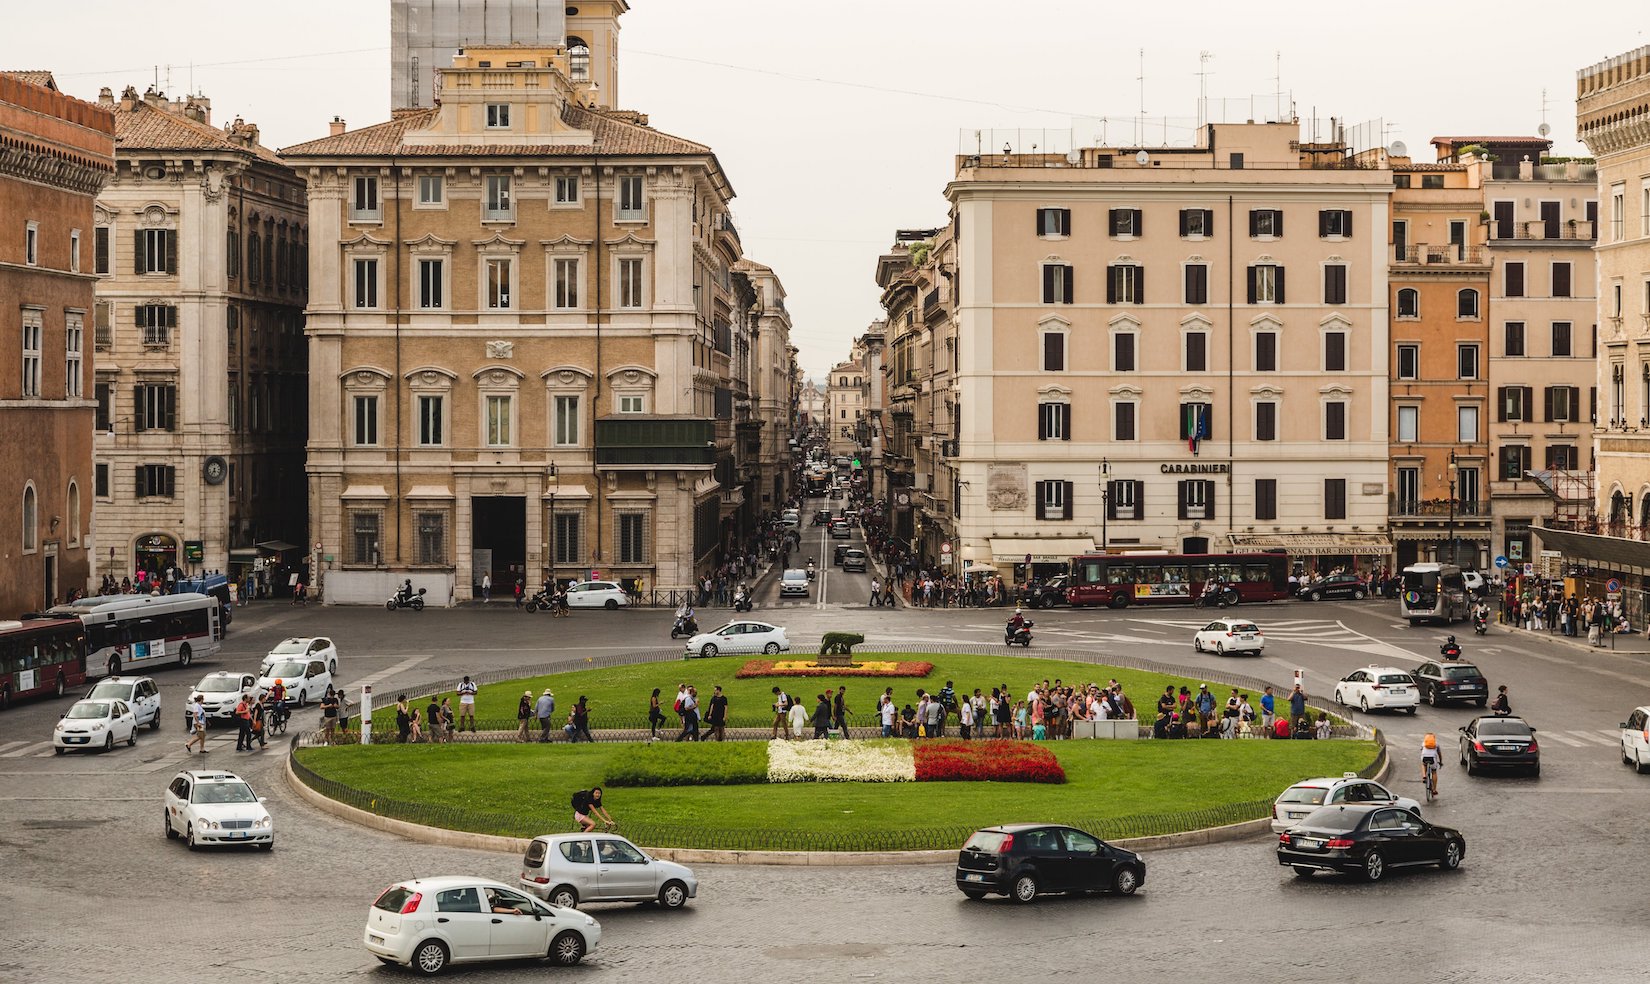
[91,722,105,730]
[584,915,596,926]
[54,721,64,731]
[257,816,272,828]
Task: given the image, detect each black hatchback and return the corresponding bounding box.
[1460,715,1540,777]
[1297,574,1368,602]
[1278,804,1465,882]
[956,824,1144,903]
[1411,661,1489,707]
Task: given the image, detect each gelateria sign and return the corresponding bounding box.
[1159,463,1229,474]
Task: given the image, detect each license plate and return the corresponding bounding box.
[965,874,984,882]
[236,831,247,838]
[1495,745,1518,752]
[65,737,87,744]
[1241,634,1256,640]
[369,934,386,945]
[1295,838,1321,850]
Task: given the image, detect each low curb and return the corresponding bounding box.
[284,756,1280,866]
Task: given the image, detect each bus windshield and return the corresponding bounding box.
[1403,570,1439,591]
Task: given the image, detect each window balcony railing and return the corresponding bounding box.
[1389,495,1486,518]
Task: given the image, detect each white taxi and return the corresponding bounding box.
[256,658,331,707]
[163,770,273,850]
[564,580,631,610]
[1333,666,1420,714]
[365,876,599,974]
[1271,773,1422,832]
[189,671,261,723]
[53,698,138,753]
[85,676,162,730]
[685,621,790,658]
[262,636,338,677]
[1191,618,1265,656]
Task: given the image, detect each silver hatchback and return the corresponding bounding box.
[519,833,698,910]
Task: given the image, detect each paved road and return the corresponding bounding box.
[4,593,1648,982]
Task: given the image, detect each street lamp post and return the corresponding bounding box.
[1099,458,1110,554]
[547,461,558,591]
[1446,450,1458,567]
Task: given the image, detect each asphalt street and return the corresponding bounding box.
[4,555,1648,982]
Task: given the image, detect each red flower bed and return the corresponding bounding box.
[734,659,934,679]
[913,740,1066,784]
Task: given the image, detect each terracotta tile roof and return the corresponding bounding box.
[1431,135,1552,146]
[2,70,58,90]
[280,103,712,159]
[115,100,281,163]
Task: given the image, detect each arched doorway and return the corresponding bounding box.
[134,533,177,584]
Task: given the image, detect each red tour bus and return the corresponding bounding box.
[1065,552,1291,608]
[0,618,88,708]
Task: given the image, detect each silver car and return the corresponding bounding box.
[519,833,698,910]
[779,568,810,597]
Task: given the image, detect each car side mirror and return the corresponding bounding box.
[1621,722,1631,729]
[257,797,267,804]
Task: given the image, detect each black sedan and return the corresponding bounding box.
[956,824,1144,903]
[1411,660,1490,707]
[1460,715,1540,777]
[1277,804,1465,882]
[1297,574,1369,602]
[1028,575,1070,609]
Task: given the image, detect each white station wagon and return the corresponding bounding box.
[519,833,698,910]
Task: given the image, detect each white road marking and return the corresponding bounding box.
[0,739,33,755]
[1566,730,1619,747]
[348,655,433,692]
[2,740,54,758]
[1540,732,1586,747]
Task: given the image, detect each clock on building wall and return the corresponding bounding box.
[896,491,911,507]
[203,456,228,486]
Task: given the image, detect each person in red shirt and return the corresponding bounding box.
[1272,716,1292,739]
[234,695,254,751]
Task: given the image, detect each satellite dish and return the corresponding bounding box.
[1538,122,1551,137]
[1135,150,1150,165]
[1389,140,1407,157]
[1065,150,1082,165]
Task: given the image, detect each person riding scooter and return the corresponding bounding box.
[1440,634,1462,660]
[1471,603,1489,635]
[806,559,817,582]
[672,602,698,638]
[396,578,414,605]
[1005,607,1031,645]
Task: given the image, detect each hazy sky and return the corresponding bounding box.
[14,1,1646,378]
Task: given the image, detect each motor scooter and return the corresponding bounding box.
[1005,619,1034,648]
[670,614,700,639]
[386,587,427,612]
[524,589,552,613]
[1472,611,1488,635]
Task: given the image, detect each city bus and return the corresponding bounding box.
[1065,552,1292,608]
[41,592,223,679]
[1399,563,1469,625]
[0,618,87,708]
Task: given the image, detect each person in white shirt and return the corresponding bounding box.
[958,698,974,739]
[457,676,478,733]
[1094,696,1112,721]
[787,697,809,739]
[879,695,896,737]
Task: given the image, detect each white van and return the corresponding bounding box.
[1621,706,1650,773]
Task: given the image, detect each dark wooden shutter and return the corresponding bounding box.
[1497,387,1508,422]
[133,230,145,274]
[1203,480,1217,521]
[1063,267,1074,304]
[1570,386,1582,422]
[1035,481,1048,520]
[1133,267,1142,304]
[133,386,145,432]
[1107,208,1119,235]
[1274,266,1286,304]
[1037,404,1048,441]
[1061,481,1074,519]
[1131,209,1143,236]
[1554,263,1571,297]
[1248,210,1260,237]
[1042,265,1055,303]
[1178,209,1189,236]
[1274,211,1283,237]
[1177,481,1189,519]
[95,227,109,273]
[1542,386,1554,423]
[165,385,177,431]
[1060,209,1071,236]
[1061,404,1072,442]
[165,230,178,274]
[1342,210,1352,237]
[1506,262,1524,297]
[165,466,176,496]
[1319,210,1330,237]
[135,466,147,498]
[1105,267,1117,304]
[1202,210,1215,237]
[1036,209,1044,236]
[1246,267,1257,304]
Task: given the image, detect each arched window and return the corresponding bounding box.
[67,481,80,546]
[1396,287,1418,318]
[1457,288,1480,319]
[568,43,591,81]
[21,483,36,552]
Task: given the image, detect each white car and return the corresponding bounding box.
[163,770,273,850]
[257,658,332,707]
[685,621,790,658]
[263,636,338,677]
[85,676,162,730]
[520,833,699,909]
[564,580,631,610]
[1621,705,1650,773]
[1192,618,1265,655]
[53,698,137,753]
[1271,773,1423,832]
[1333,666,1420,714]
[365,876,599,975]
[781,510,801,529]
[779,569,810,597]
[189,671,261,723]
[1461,570,1486,595]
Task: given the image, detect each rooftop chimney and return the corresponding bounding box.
[97,86,114,108]
[330,116,347,137]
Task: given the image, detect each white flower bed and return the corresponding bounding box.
[766,738,916,783]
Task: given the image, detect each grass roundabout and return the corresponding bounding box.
[293,652,1380,852]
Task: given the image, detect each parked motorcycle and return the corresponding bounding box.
[386,587,427,612]
[670,615,700,639]
[1005,619,1034,648]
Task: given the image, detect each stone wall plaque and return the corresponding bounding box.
[986,463,1027,512]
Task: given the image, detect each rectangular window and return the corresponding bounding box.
[1255,401,1278,442]
[1457,405,1479,443]
[1393,219,1407,262]
[227,379,239,431]
[1249,208,1283,237]
[1423,174,1445,190]
[617,175,645,219]
[485,103,510,128]
[95,462,110,498]
[353,395,379,446]
[418,258,444,308]
[1551,321,1572,357]
[1324,331,1346,371]
[1324,478,1347,520]
[1181,208,1213,238]
[93,301,112,350]
[1178,479,1214,520]
[1457,344,1479,380]
[417,174,444,205]
[1548,385,1578,423]
[1499,445,1531,481]
[1323,264,1347,305]
[553,513,582,565]
[618,257,645,308]
[1324,401,1347,441]
[486,395,512,446]
[1319,209,1353,237]
[1396,467,1420,510]
[136,228,175,274]
[1552,262,1572,298]
[353,258,378,308]
[136,464,175,499]
[1043,264,1074,304]
[1179,401,1213,442]
[1458,467,1480,511]
[1505,262,1525,297]
[351,511,380,565]
[1042,332,1065,372]
[1396,288,1418,318]
[1036,207,1071,237]
[1106,264,1141,304]
[1397,405,1418,442]
[1109,208,1142,237]
[485,257,512,309]
[617,513,647,564]
[20,315,41,397]
[136,304,176,347]
[418,394,444,446]
[1037,401,1071,441]
[1035,480,1073,520]
[69,229,80,272]
[1545,444,1578,470]
[1108,479,1140,520]
[94,226,109,275]
[1113,331,1136,372]
[1113,401,1136,441]
[553,394,580,446]
[95,382,111,431]
[1397,344,1419,380]
[1184,332,1207,372]
[134,383,176,432]
[1184,264,1208,305]
[484,175,513,220]
[1457,289,1480,319]
[1504,322,1525,357]
[24,221,38,265]
[1248,264,1284,304]
[555,175,580,204]
[64,314,82,397]
[554,257,580,309]
[351,175,379,219]
[1254,478,1277,521]
[416,512,447,565]
[1255,331,1277,373]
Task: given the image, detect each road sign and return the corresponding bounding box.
[941,542,952,554]
[1522,563,1535,578]
[1494,555,1509,569]
[1607,577,1622,593]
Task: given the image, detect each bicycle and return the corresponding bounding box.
[1421,757,1439,802]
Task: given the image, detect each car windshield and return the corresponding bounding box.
[1298,806,1362,831]
[1441,665,1482,680]
[199,677,243,693]
[86,682,131,700]
[1279,786,1328,805]
[270,639,307,654]
[1477,719,1533,737]
[373,886,416,913]
[265,661,306,678]
[192,782,256,805]
[845,551,865,558]
[784,570,807,580]
[1377,674,1414,685]
[66,702,111,719]
[963,831,1011,853]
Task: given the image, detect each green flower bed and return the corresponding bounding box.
[603,742,769,787]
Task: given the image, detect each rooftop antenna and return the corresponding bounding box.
[1196,51,1213,128]
[1273,50,1282,121]
[1136,48,1145,145]
[1539,87,1552,139]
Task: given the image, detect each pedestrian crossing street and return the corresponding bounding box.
[1134,617,1376,646]
[1383,729,1623,750]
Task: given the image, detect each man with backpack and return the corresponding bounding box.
[674,686,699,742]
[771,686,791,739]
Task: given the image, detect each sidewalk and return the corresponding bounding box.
[1493,621,1650,658]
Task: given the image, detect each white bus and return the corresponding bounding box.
[46,593,223,678]
[1399,563,1469,625]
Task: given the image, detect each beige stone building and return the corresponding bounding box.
[947,122,1394,581]
[284,33,776,603]
[825,349,864,458]
[91,86,308,586]
[734,259,797,509]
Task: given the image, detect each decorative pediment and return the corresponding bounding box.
[606,364,658,384]
[1180,313,1214,331]
[1249,314,1283,332]
[1319,313,1352,331]
[340,365,392,386]
[540,365,595,387]
[1110,384,1144,397]
[343,231,392,250]
[473,364,525,385]
[1320,384,1354,396]
[473,231,526,252]
[541,234,594,252]
[1037,313,1071,330]
[405,232,458,252]
[1108,313,1142,331]
[605,232,655,250]
[1252,384,1284,397]
[405,366,458,388]
[1037,384,1073,399]
[1180,384,1214,397]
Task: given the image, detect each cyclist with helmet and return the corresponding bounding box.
[1421,732,1441,798]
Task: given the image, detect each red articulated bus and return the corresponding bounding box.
[0,618,88,708]
[1065,552,1291,609]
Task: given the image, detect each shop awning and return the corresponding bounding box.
[255,540,301,553]
[989,537,1097,564]
[1531,526,1650,576]
[229,548,259,561]
[1226,532,1391,556]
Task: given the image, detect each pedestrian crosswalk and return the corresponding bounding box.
[1385,729,1622,749]
[0,730,244,759]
